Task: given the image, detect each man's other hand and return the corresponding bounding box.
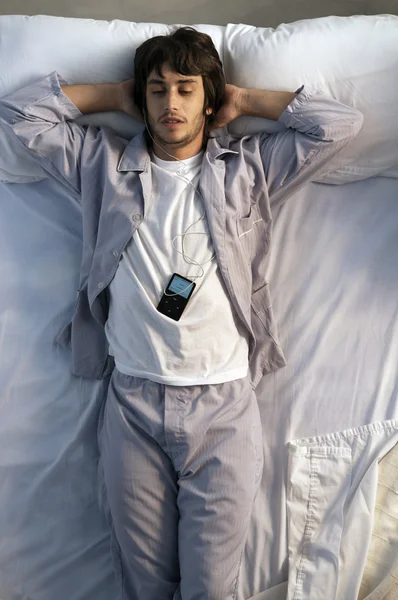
[208,84,243,132]
[119,79,144,122]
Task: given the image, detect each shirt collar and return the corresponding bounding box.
[116,131,239,173]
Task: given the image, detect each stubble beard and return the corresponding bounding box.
[148,111,206,150]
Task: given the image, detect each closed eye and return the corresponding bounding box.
[152,91,192,95]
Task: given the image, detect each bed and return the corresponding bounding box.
[0,13,397,600]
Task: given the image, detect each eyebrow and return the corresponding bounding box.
[147,78,198,85]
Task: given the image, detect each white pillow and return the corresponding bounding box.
[0,16,224,183]
[0,14,397,185]
[224,15,398,183]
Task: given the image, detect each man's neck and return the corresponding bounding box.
[146,134,208,162]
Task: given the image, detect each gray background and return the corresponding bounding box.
[0,0,397,28]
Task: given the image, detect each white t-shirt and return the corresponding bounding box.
[104,149,249,386]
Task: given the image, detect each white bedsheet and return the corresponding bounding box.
[1,173,397,599]
[239,175,398,599]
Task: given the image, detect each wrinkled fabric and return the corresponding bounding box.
[248,421,398,600]
[0,71,363,388]
[98,369,264,599]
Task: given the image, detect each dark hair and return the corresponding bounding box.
[133,26,225,143]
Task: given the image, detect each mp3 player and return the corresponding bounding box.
[156,273,196,321]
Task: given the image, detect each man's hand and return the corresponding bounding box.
[208,84,244,132]
[209,83,298,131]
[119,79,144,122]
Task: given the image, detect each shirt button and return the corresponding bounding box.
[97,282,104,289]
[132,214,141,222]
[113,250,118,257]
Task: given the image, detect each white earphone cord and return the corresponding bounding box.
[143,112,216,298]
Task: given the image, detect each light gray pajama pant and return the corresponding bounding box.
[97,367,264,600]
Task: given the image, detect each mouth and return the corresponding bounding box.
[161,119,184,129]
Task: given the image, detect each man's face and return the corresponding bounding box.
[145,63,211,160]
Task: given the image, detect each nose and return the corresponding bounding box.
[163,89,179,113]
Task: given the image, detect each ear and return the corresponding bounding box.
[206,107,213,115]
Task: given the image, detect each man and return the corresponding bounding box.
[0,26,363,600]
